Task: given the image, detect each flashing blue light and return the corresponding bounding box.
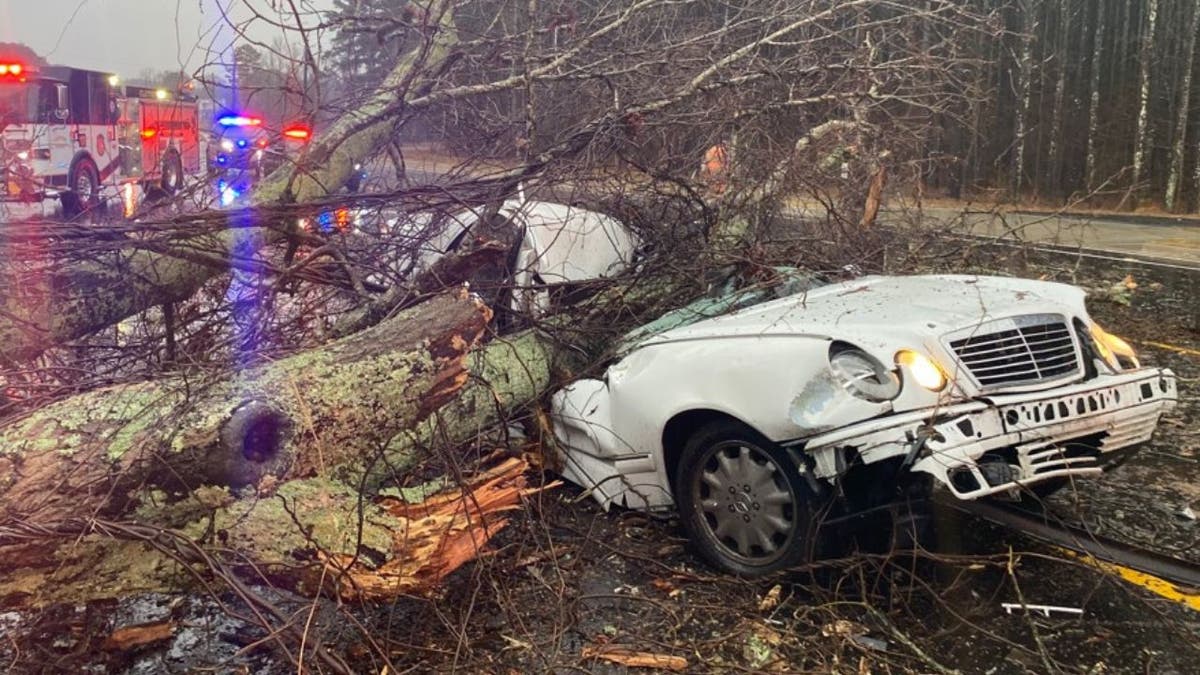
[316,210,335,234]
[236,139,247,148]
[217,178,240,207]
[217,114,263,128]
[217,154,228,164]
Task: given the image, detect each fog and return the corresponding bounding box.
[0,0,332,79]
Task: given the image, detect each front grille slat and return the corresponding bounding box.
[948,315,1080,389]
[1024,335,1074,348]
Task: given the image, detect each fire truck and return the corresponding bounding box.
[1,61,208,220]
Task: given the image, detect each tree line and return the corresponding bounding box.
[326,0,1200,213]
[934,0,1200,211]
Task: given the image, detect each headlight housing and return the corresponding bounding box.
[895,350,948,392]
[220,139,235,152]
[1089,323,1139,370]
[829,344,901,402]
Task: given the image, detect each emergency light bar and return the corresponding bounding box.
[217,114,263,128]
[0,63,27,80]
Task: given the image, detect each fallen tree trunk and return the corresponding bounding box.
[0,288,556,605]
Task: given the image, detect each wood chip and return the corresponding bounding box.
[758,583,782,611]
[582,645,688,671]
[102,621,176,651]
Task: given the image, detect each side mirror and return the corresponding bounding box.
[54,84,69,121]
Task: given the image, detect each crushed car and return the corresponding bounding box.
[549,273,1178,575]
[337,198,641,316]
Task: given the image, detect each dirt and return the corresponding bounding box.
[2,245,1198,674]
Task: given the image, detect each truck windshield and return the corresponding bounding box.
[0,82,36,126]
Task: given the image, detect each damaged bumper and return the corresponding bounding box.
[801,368,1178,500]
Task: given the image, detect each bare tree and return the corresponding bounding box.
[0,0,994,616]
[1167,0,1200,211]
[1084,0,1106,192]
[1012,0,1037,198]
[1045,0,1072,199]
[1120,0,1158,210]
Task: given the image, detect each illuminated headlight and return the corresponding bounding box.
[15,150,29,161]
[220,139,235,152]
[895,350,948,392]
[829,345,900,402]
[1089,323,1140,370]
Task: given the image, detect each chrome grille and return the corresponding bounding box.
[948,316,1080,388]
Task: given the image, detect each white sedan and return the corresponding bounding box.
[550,274,1178,575]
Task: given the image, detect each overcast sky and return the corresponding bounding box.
[0,0,332,77]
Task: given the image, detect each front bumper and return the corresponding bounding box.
[803,368,1178,499]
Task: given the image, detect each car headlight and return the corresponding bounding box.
[1089,323,1139,370]
[220,139,235,152]
[829,345,901,402]
[895,350,947,392]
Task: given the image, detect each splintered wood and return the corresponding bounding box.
[321,456,555,599]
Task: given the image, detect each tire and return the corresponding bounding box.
[674,420,821,576]
[160,150,183,195]
[63,156,101,221]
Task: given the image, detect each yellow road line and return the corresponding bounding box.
[1134,340,1200,358]
[1059,548,1200,612]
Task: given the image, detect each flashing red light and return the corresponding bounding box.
[256,138,268,148]
[141,127,158,139]
[0,63,25,77]
[283,125,312,141]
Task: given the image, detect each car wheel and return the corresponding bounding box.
[64,156,101,221]
[675,420,819,576]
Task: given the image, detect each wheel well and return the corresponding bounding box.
[69,151,96,173]
[661,409,753,487]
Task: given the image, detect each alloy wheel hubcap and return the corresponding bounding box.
[695,442,797,564]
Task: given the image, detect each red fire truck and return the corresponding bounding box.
[1,61,208,220]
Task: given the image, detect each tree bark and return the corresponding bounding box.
[1046,0,1072,200]
[1085,0,1107,192]
[1165,0,1200,212]
[1121,0,1159,211]
[1012,0,1036,199]
[0,289,556,605]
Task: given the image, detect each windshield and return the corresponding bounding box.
[0,82,35,127]
[618,267,829,350]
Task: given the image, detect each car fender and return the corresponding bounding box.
[598,335,889,484]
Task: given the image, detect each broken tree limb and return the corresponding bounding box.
[331,238,511,339]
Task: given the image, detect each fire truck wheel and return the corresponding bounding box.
[64,157,101,220]
[161,150,184,195]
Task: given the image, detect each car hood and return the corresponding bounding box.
[637,275,1088,347]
